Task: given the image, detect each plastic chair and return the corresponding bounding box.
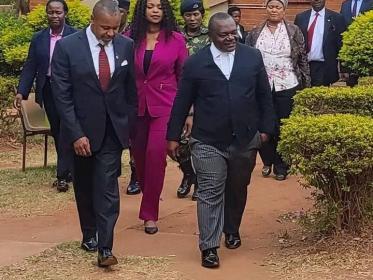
[15,90,51,171]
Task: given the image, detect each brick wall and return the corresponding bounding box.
[229,0,345,29]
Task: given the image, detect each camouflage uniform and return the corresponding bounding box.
[176,26,210,200]
[182,26,210,55]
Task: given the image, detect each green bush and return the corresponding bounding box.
[0,76,20,139]
[128,0,209,28]
[359,76,373,86]
[278,114,373,232]
[27,0,90,30]
[340,11,373,76]
[292,86,373,117]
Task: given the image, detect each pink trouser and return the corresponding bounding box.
[132,113,168,221]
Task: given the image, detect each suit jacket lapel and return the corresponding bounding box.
[229,44,242,81]
[79,30,102,90]
[323,9,331,48]
[303,10,312,40]
[111,36,123,82]
[345,0,353,19]
[42,28,51,65]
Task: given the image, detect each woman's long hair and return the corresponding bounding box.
[130,0,177,46]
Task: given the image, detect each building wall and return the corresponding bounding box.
[229,0,345,29]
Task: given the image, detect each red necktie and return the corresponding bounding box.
[307,12,319,53]
[98,44,110,92]
[352,0,358,17]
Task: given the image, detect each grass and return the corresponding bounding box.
[0,166,75,217]
[0,241,184,280]
[267,214,373,280]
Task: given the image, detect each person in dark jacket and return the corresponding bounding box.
[15,0,76,192]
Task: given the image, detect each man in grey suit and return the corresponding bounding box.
[167,13,275,268]
[51,0,137,267]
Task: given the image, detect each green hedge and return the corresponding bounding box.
[292,86,373,117]
[359,76,373,86]
[278,114,373,232]
[340,10,373,76]
[0,76,19,138]
[27,0,90,30]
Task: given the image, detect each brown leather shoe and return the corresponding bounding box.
[98,248,118,267]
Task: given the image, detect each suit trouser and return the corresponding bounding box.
[259,86,297,175]
[42,78,72,180]
[73,119,122,250]
[190,134,259,251]
[132,113,168,221]
[309,61,331,87]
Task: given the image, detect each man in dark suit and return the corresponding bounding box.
[340,0,373,26]
[340,0,372,86]
[228,6,246,43]
[167,13,275,268]
[294,0,346,86]
[15,0,76,192]
[51,0,137,267]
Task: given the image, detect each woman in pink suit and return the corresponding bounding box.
[129,0,188,234]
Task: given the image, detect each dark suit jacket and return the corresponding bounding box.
[340,0,373,26]
[17,24,77,106]
[167,43,275,149]
[237,24,247,43]
[51,30,138,152]
[294,9,346,85]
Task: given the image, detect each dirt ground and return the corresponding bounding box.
[0,143,371,279]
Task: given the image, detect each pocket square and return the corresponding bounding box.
[121,60,128,66]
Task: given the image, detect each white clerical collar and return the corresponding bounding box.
[210,42,235,59]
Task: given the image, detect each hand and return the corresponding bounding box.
[260,133,270,143]
[183,116,193,137]
[14,94,23,109]
[73,137,92,157]
[167,141,180,161]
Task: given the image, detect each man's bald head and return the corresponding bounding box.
[91,0,122,44]
[208,12,235,33]
[92,0,120,18]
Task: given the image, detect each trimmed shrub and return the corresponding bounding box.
[27,0,90,30]
[340,11,373,76]
[278,114,373,232]
[359,76,373,86]
[292,86,373,117]
[0,76,19,138]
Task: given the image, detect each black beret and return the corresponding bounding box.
[180,0,205,15]
[118,0,130,10]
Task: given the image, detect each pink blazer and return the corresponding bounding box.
[133,30,188,117]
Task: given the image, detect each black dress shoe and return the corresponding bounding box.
[201,248,219,268]
[98,248,118,267]
[81,237,98,252]
[56,179,69,192]
[126,181,141,195]
[225,233,241,249]
[144,226,158,234]
[177,176,192,198]
[275,174,287,181]
[261,165,272,177]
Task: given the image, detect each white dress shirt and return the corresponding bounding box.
[210,42,235,80]
[86,25,115,77]
[351,0,363,16]
[237,24,243,39]
[307,8,325,62]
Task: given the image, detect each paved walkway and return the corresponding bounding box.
[0,161,312,279]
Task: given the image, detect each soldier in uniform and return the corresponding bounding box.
[176,0,210,200]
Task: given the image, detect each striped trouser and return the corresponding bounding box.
[190,134,259,251]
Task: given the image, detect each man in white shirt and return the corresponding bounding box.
[51,0,137,267]
[167,13,275,268]
[295,0,346,86]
